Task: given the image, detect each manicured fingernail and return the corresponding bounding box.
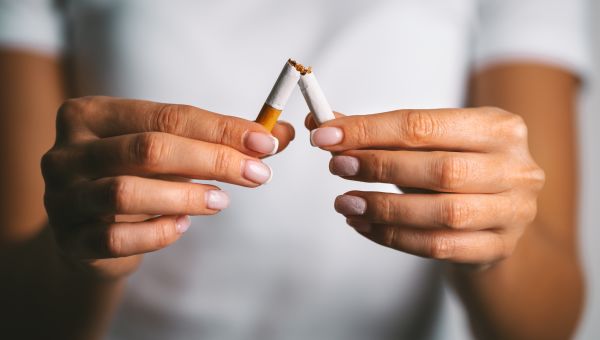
[244,132,279,155]
[176,215,191,234]
[243,160,273,184]
[347,219,372,233]
[310,127,343,147]
[205,190,230,210]
[334,195,367,215]
[330,156,360,176]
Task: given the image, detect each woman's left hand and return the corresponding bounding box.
[307,107,545,265]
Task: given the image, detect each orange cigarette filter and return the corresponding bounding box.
[255,104,283,131]
[255,59,310,131]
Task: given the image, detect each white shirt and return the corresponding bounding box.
[0,1,589,339]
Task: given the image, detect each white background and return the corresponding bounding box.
[575,2,600,338]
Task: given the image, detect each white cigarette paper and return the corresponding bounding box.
[298,72,336,125]
[265,61,301,110]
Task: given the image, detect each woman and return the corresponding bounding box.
[0,0,588,339]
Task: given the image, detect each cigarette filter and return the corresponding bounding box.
[298,71,336,125]
[255,60,302,131]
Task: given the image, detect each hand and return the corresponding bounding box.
[307,107,544,265]
[42,96,294,279]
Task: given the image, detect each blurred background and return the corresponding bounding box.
[575,4,600,336]
[0,1,598,339]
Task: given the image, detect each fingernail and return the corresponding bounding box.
[347,219,372,233]
[205,190,230,210]
[330,156,360,176]
[334,195,367,215]
[310,127,343,147]
[243,160,273,184]
[176,215,191,234]
[244,132,279,155]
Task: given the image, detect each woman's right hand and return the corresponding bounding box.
[41,96,294,279]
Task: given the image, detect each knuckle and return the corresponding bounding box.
[503,113,528,141]
[428,235,455,260]
[154,104,189,134]
[484,106,508,116]
[381,227,399,248]
[104,226,123,257]
[402,110,439,145]
[182,186,203,211]
[57,96,101,121]
[40,149,59,180]
[107,177,134,213]
[434,156,469,191]
[131,132,169,167]
[439,199,472,229]
[57,98,83,122]
[56,100,75,127]
[515,159,545,192]
[153,221,175,249]
[354,118,371,145]
[56,99,86,139]
[529,166,546,191]
[213,117,237,145]
[522,199,539,225]
[369,153,392,182]
[377,196,396,222]
[209,147,233,177]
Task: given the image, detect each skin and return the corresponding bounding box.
[307,63,582,339]
[42,96,296,278]
[0,46,582,340]
[0,50,294,339]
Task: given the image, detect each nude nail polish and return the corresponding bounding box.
[330,156,360,176]
[243,160,273,184]
[310,127,343,147]
[244,132,279,155]
[334,195,367,215]
[176,215,191,234]
[205,190,230,210]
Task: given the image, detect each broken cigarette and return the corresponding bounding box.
[297,66,336,126]
[255,59,302,131]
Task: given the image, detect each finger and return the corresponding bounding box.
[57,97,283,157]
[271,120,295,154]
[48,132,273,186]
[57,176,229,221]
[304,112,345,130]
[329,150,511,193]
[63,215,191,259]
[334,191,531,231]
[309,107,527,152]
[348,224,512,264]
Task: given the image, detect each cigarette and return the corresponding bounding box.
[298,67,336,126]
[255,59,302,131]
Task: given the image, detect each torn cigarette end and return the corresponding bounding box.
[255,58,334,131]
[288,59,312,75]
[255,59,302,131]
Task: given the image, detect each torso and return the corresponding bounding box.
[62,1,477,339]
